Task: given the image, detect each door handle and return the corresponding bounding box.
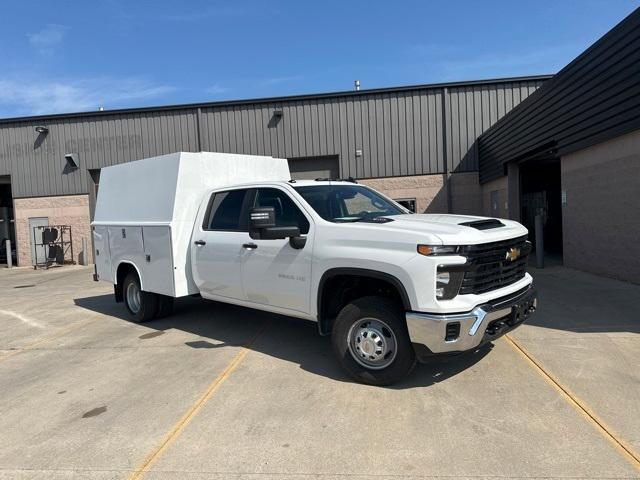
[242,243,258,250]
[194,240,206,246]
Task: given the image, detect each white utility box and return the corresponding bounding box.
[92,152,290,297]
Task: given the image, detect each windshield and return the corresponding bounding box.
[294,184,406,222]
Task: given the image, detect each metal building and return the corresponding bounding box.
[0,76,547,266]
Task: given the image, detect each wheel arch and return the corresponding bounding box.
[114,261,144,303]
[316,268,411,336]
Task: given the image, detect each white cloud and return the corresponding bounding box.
[407,43,578,81]
[205,84,228,95]
[0,77,175,116]
[27,24,68,54]
[435,48,569,79]
[156,6,245,22]
[259,75,303,87]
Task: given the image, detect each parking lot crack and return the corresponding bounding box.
[127,321,271,480]
[505,334,640,472]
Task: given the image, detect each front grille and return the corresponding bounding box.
[459,236,529,295]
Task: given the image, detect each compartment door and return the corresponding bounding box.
[108,225,144,286]
[142,226,175,296]
[92,225,112,282]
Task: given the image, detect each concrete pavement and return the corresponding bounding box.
[0,265,638,479]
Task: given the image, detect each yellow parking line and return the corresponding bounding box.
[0,317,101,362]
[505,334,640,472]
[127,322,270,480]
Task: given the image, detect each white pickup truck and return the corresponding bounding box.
[93,152,537,385]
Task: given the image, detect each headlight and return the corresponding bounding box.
[435,269,464,300]
[417,245,460,256]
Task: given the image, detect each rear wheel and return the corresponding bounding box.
[156,295,174,318]
[331,296,416,386]
[123,272,158,322]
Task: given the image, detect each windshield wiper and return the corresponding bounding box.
[334,216,395,224]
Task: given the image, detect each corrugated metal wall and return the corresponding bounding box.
[0,109,200,199]
[478,8,640,183]
[199,91,446,179]
[0,78,545,198]
[444,82,542,174]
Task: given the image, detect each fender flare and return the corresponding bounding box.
[115,261,144,290]
[316,267,412,335]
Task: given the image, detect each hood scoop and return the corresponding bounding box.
[458,219,505,230]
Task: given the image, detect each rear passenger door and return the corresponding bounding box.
[192,188,253,301]
[241,187,314,314]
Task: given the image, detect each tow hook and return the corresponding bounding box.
[523,299,537,318]
[486,298,537,336]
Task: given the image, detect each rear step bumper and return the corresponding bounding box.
[406,285,537,361]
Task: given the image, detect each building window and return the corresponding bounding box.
[394,198,416,213]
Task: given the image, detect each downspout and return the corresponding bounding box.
[441,87,452,213]
[196,107,203,152]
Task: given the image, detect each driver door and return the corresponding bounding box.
[240,187,314,314]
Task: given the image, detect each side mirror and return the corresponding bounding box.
[248,207,307,249]
[249,207,276,230]
[259,225,300,240]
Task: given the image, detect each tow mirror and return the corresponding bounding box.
[249,207,276,230]
[259,225,300,240]
[248,207,307,249]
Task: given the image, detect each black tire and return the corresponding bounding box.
[156,295,175,319]
[123,272,159,322]
[331,296,416,386]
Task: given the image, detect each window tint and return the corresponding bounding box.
[294,185,404,222]
[204,189,248,231]
[255,188,310,234]
[342,191,383,216]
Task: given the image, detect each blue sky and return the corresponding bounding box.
[0,0,637,118]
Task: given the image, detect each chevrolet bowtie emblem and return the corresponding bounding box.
[505,247,521,262]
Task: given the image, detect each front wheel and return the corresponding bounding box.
[331,296,416,386]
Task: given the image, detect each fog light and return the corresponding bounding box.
[436,269,463,300]
[436,272,450,298]
[437,271,450,284]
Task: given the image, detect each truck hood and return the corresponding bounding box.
[383,213,528,245]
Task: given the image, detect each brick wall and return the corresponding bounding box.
[361,172,482,215]
[481,175,509,218]
[14,194,92,267]
[360,174,447,213]
[449,172,482,215]
[561,129,640,283]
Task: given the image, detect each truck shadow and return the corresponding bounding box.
[74,294,491,389]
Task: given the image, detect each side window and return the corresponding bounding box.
[255,188,310,234]
[204,189,249,231]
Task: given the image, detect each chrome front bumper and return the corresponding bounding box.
[406,285,537,359]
